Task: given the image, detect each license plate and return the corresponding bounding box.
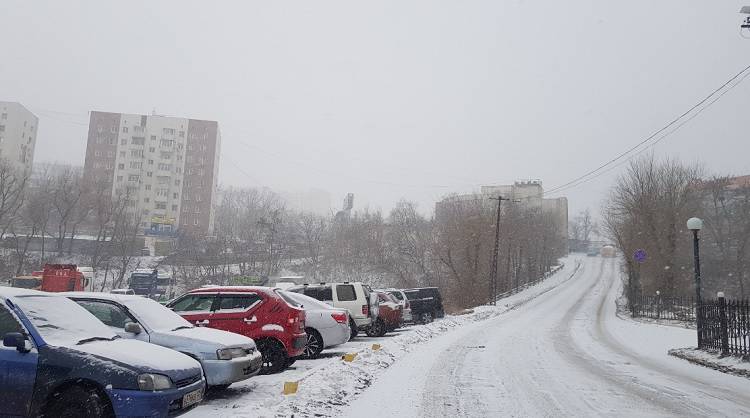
[182,389,203,408]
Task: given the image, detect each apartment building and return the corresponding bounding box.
[0,101,38,175]
[83,111,221,236]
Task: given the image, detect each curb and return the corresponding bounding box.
[668,347,750,379]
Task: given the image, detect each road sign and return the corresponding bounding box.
[633,249,647,263]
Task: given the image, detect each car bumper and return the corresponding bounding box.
[402,309,413,322]
[321,322,351,348]
[288,334,307,357]
[107,378,205,417]
[352,315,372,330]
[202,350,263,386]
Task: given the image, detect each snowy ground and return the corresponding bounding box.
[185,257,582,417]
[344,257,750,417]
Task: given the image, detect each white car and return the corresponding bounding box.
[287,282,375,339]
[64,292,263,389]
[281,290,351,358]
[384,289,413,323]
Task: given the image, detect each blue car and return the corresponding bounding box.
[0,287,206,417]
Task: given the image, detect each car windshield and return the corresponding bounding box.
[122,297,192,332]
[12,294,117,346]
[282,290,333,311]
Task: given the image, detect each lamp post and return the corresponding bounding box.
[687,217,704,347]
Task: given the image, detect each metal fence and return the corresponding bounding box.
[699,297,750,357]
[631,293,696,322]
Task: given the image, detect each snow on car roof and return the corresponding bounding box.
[0,286,47,298]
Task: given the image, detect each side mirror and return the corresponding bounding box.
[124,322,142,335]
[3,332,29,353]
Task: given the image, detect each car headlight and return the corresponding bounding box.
[137,373,173,391]
[217,347,248,360]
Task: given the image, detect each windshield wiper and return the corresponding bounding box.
[171,325,193,331]
[76,335,119,345]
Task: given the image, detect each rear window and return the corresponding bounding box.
[336,284,357,301]
[217,294,262,311]
[388,291,404,301]
[275,289,302,308]
[303,285,333,301]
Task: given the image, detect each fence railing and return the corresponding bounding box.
[631,293,696,322]
[699,297,750,358]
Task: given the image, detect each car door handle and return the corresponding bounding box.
[195,319,209,326]
[244,316,257,324]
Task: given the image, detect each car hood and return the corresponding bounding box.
[149,327,256,360]
[71,338,202,381]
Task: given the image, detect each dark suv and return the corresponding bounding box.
[403,287,445,323]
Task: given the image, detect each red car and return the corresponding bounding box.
[168,286,306,374]
[366,291,403,337]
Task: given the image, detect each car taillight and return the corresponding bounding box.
[405,300,410,309]
[288,309,305,331]
[362,305,369,316]
[331,312,348,324]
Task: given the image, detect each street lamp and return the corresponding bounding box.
[687,217,703,347]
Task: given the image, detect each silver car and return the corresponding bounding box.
[65,292,263,388]
[280,290,351,358]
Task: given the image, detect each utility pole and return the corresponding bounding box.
[488,196,511,305]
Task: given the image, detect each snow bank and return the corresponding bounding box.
[187,256,582,418]
[669,347,750,379]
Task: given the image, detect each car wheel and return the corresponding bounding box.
[303,328,324,359]
[349,319,359,339]
[44,385,113,418]
[366,319,385,337]
[257,339,288,374]
[421,312,433,324]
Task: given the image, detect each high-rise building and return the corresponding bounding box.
[0,101,38,175]
[83,111,221,236]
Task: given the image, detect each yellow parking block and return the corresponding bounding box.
[371,344,381,351]
[342,353,358,362]
[282,381,299,395]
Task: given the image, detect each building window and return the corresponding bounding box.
[175,179,180,186]
[128,174,140,182]
[146,171,153,177]
[145,184,151,190]
[160,152,171,160]
[148,159,154,165]
[117,176,123,182]
[94,151,102,157]
[194,219,199,226]
[150,135,156,141]
[121,138,127,145]
[163,128,176,135]
[149,147,155,153]
[131,149,143,158]
[158,163,171,171]
[179,131,185,137]
[144,198,150,203]
[111,126,117,133]
[172,204,178,211]
[160,139,174,148]
[0,125,5,132]
[131,137,145,145]
[122,126,128,133]
[155,202,167,210]
[118,163,125,169]
[130,162,142,169]
[96,136,104,144]
[97,125,103,133]
[173,193,178,199]
[2,113,8,120]
[109,138,117,146]
[175,167,181,174]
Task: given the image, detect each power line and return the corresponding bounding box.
[544,63,750,196]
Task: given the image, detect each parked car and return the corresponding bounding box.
[403,287,445,323]
[384,288,413,323]
[111,288,136,295]
[0,287,205,418]
[167,286,306,374]
[280,290,351,358]
[65,292,263,389]
[287,282,374,339]
[366,291,403,337]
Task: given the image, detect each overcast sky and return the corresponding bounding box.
[2,1,749,217]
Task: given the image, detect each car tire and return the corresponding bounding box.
[421,312,433,324]
[43,385,113,418]
[257,339,288,375]
[349,319,359,339]
[303,328,324,359]
[366,319,385,337]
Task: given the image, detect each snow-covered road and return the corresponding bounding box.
[343,257,750,417]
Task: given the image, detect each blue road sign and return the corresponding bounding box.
[634,249,647,263]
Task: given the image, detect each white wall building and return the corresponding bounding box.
[0,101,38,175]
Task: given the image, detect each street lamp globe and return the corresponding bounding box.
[687,217,703,231]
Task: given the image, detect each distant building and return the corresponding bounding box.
[82,111,221,236]
[436,180,569,248]
[0,101,38,175]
